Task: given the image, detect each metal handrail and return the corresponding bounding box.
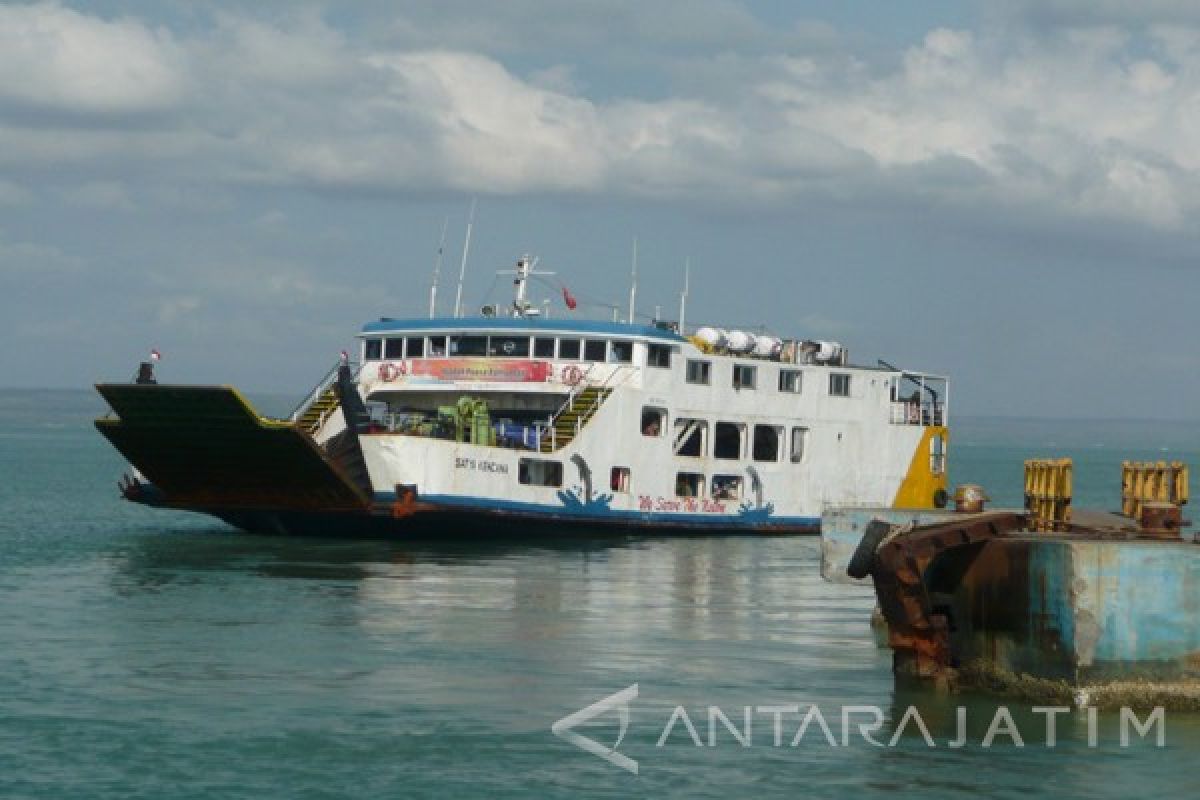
[288,360,360,422]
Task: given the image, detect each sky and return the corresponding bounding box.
[2,0,1200,419]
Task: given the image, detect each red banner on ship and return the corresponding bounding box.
[408,359,552,383]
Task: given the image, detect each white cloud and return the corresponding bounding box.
[2,4,1200,231]
[0,2,183,113]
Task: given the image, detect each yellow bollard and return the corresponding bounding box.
[1024,458,1072,532]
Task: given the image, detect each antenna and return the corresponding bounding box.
[628,237,638,324]
[679,257,690,333]
[498,254,555,317]
[453,198,476,318]
[428,216,448,319]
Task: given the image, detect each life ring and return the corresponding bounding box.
[562,365,583,386]
[378,362,402,382]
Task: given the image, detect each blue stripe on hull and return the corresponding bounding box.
[376,490,819,532]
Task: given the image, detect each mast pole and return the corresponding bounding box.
[679,257,690,333]
[453,198,476,318]
[428,216,448,319]
[628,237,638,324]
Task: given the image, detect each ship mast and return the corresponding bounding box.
[498,255,555,318]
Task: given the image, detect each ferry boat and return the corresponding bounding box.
[95,256,949,536]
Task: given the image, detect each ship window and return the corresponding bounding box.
[930,434,946,475]
[674,418,707,457]
[752,424,783,462]
[829,373,851,397]
[610,340,633,363]
[518,458,563,487]
[675,472,703,498]
[611,466,631,493]
[711,475,742,501]
[429,336,447,357]
[405,337,425,358]
[534,337,556,358]
[558,338,581,360]
[647,344,671,368]
[641,407,665,437]
[686,359,711,385]
[733,364,756,390]
[779,369,802,393]
[584,339,607,361]
[713,422,744,460]
[384,338,405,359]
[489,335,530,357]
[451,335,488,357]
[364,338,382,360]
[790,427,809,463]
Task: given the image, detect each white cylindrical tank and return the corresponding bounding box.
[815,340,843,363]
[753,335,782,358]
[694,326,725,349]
[727,330,756,353]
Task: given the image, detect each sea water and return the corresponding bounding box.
[1,389,1198,799]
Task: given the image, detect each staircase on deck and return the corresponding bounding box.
[296,387,340,436]
[542,386,611,452]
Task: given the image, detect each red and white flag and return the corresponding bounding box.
[562,286,578,311]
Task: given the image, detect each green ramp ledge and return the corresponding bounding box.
[95,384,371,512]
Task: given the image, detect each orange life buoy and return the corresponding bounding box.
[378,362,401,382]
[562,365,583,386]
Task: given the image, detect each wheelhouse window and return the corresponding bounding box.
[647,343,671,368]
[686,359,711,385]
[450,335,488,357]
[384,337,405,359]
[534,337,556,358]
[641,407,666,437]
[675,472,703,498]
[405,336,425,358]
[518,458,563,487]
[429,336,447,356]
[711,475,742,500]
[364,338,382,360]
[558,338,581,360]
[790,427,809,463]
[779,369,802,393]
[674,418,707,457]
[713,422,745,460]
[610,340,633,363]
[829,373,851,397]
[733,364,756,390]
[752,424,783,462]
[489,335,530,357]
[583,339,607,361]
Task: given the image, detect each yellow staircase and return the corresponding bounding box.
[541,387,611,452]
[297,387,340,436]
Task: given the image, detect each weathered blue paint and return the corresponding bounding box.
[943,536,1200,683]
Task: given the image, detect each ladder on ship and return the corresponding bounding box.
[541,386,611,452]
[296,386,339,436]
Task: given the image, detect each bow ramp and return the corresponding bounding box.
[94,384,371,512]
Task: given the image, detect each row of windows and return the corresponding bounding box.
[685,359,850,397]
[516,459,765,501]
[641,407,808,463]
[364,335,673,366]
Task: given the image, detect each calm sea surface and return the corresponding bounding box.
[2,389,1199,798]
